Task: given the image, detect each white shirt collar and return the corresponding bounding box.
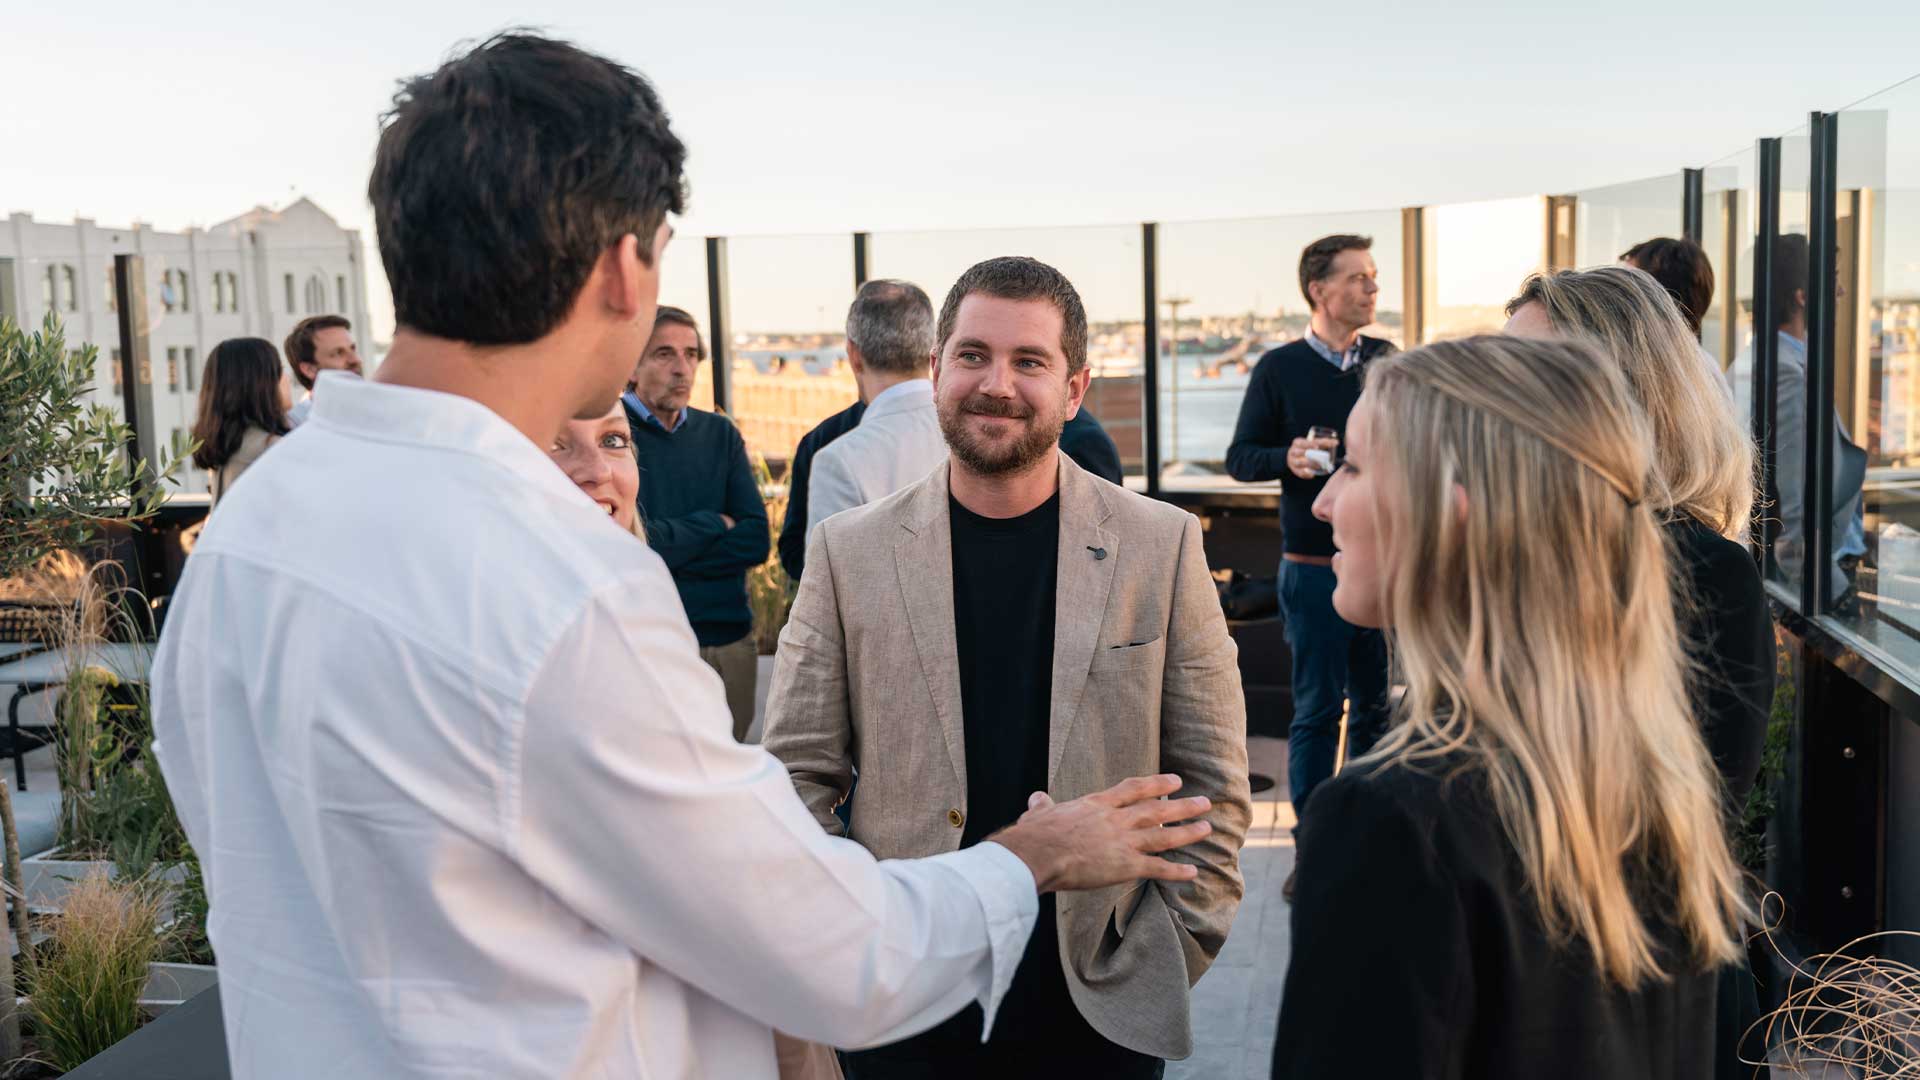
[310,371,585,508]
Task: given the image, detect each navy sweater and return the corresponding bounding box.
[778,400,865,582]
[1060,406,1123,484]
[1225,336,1395,556]
[625,402,771,646]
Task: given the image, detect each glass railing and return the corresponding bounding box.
[656,228,713,412]
[1424,196,1544,341]
[1831,79,1920,672]
[1570,173,1684,270]
[722,233,856,465]
[1156,209,1404,492]
[1701,146,1757,371]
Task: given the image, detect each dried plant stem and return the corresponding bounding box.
[1747,893,1920,1077]
[0,778,27,953]
[0,779,23,1060]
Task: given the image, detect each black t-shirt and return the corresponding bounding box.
[951,493,1059,847]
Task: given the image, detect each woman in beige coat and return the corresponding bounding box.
[191,337,292,504]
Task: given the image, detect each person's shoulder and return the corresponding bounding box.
[1666,515,1765,609]
[1254,339,1314,370]
[1360,333,1399,357]
[1308,752,1494,865]
[819,464,937,543]
[798,401,863,451]
[1088,469,1193,538]
[683,407,747,446]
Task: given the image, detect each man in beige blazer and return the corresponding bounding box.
[763,256,1251,1076]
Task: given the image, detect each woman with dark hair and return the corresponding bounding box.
[191,337,292,503]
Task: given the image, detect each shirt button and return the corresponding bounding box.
[947,808,965,828]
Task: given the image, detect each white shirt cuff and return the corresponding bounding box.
[944,841,1039,1040]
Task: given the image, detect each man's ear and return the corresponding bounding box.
[599,234,649,320]
[1064,364,1092,420]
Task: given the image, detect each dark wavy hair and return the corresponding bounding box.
[192,338,291,471]
[369,32,688,346]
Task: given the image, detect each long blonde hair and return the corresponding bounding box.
[1508,265,1755,541]
[1363,334,1751,988]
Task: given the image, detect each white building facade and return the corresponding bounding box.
[0,198,375,496]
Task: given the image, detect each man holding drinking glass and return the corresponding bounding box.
[1226,234,1396,899]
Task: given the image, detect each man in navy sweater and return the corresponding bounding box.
[625,305,771,741]
[1225,235,1395,886]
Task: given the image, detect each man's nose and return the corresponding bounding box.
[978,360,1017,397]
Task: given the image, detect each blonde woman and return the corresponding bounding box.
[1505,266,1771,817]
[548,400,646,541]
[1273,336,1751,1079]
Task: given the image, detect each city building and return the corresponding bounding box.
[0,198,375,496]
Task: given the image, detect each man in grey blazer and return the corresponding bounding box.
[763,256,1251,1076]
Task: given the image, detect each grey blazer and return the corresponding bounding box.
[762,453,1252,1060]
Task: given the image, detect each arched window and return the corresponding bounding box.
[304,274,327,314]
[160,269,178,313]
[179,270,192,313]
[105,266,117,313]
[61,265,78,311]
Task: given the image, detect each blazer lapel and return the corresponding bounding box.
[1048,455,1117,787]
[894,465,969,791]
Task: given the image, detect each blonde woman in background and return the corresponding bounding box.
[548,400,646,541]
[545,402,842,1080]
[1504,266,1771,811]
[1272,335,1752,1079]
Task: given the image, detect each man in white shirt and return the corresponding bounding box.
[283,313,362,426]
[807,280,949,540]
[150,33,1215,1080]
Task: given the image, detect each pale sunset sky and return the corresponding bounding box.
[5,0,1918,338]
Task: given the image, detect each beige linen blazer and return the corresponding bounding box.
[763,452,1251,1060]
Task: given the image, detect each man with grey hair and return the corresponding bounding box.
[806,279,947,539]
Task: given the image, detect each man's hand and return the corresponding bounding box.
[1286,435,1336,480]
[720,514,737,530]
[989,774,1212,894]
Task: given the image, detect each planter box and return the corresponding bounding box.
[139,962,217,1018]
[17,847,188,914]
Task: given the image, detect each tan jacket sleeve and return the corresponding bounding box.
[1155,513,1252,983]
[761,522,854,837]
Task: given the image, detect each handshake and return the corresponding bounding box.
[988,774,1212,893]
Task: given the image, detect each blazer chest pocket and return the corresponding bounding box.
[1089,635,1165,673]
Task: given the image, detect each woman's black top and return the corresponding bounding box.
[1666,514,1774,814]
[1272,756,1719,1079]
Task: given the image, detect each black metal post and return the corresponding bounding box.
[704,237,732,416]
[1805,112,1840,616]
[1754,139,1782,580]
[852,232,870,289]
[112,254,167,601]
[1682,168,1705,244]
[1141,223,1162,496]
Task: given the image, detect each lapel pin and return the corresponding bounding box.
[1087,546,1107,560]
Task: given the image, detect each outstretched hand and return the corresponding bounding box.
[989,774,1212,894]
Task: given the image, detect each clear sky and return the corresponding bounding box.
[6,0,1919,339]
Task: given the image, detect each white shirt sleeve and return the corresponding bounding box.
[511,579,1038,1048]
[806,444,860,544]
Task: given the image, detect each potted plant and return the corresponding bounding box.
[20,871,162,1073]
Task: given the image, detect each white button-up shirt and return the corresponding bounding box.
[806,378,947,541]
[152,372,1037,1079]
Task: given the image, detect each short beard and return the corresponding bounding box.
[939,393,1064,476]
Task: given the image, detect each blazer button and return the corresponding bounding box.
[947,808,965,828]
